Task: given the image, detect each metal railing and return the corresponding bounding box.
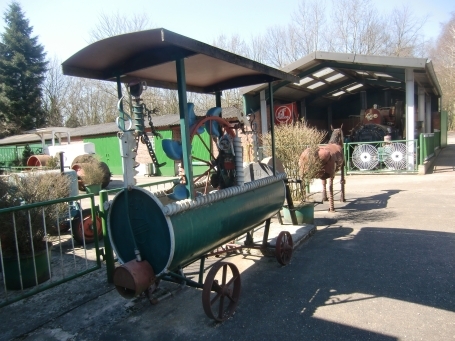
[420,132,441,163]
[0,146,43,168]
[434,130,441,150]
[344,139,419,174]
[0,194,101,308]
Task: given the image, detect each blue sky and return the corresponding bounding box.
[1,0,453,61]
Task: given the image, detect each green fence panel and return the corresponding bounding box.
[0,192,101,308]
[434,131,441,149]
[0,147,19,163]
[0,145,43,166]
[420,133,434,163]
[345,139,418,174]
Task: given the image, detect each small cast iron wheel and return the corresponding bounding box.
[275,231,293,265]
[72,208,103,244]
[202,262,241,322]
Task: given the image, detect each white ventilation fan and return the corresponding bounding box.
[352,144,379,170]
[383,143,407,170]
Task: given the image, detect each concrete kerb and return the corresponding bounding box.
[232,218,317,257]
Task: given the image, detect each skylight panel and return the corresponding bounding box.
[325,73,344,82]
[307,81,325,89]
[374,72,392,78]
[313,68,334,78]
[346,83,363,91]
[294,77,313,86]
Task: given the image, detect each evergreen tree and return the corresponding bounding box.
[0,2,48,137]
[21,143,34,165]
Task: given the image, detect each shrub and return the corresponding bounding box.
[0,172,71,256]
[262,120,325,204]
[80,162,105,186]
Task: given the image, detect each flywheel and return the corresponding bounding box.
[383,143,407,170]
[352,144,379,170]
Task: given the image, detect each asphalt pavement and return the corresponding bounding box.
[1,132,454,341]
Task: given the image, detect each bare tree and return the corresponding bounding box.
[262,25,294,68]
[212,34,250,56]
[248,34,268,64]
[88,11,155,43]
[210,34,250,110]
[291,0,328,55]
[56,2,434,130]
[431,13,455,130]
[328,0,388,54]
[386,5,428,57]
[43,56,69,126]
[62,77,118,127]
[53,11,159,127]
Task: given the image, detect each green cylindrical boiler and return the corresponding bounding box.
[108,175,285,275]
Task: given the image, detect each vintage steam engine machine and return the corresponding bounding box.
[62,28,300,321]
[348,101,410,171]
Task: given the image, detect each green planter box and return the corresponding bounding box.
[283,203,314,224]
[3,246,51,290]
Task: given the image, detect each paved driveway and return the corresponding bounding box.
[2,133,454,341]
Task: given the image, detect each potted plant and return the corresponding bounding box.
[0,172,70,289]
[262,120,325,224]
[79,162,105,195]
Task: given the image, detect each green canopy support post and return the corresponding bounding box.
[176,58,194,199]
[268,82,276,176]
[99,190,115,283]
[198,257,205,285]
[215,91,222,109]
[284,181,298,225]
[261,218,271,247]
[116,75,124,131]
[419,133,423,165]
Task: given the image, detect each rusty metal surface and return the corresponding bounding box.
[202,262,241,321]
[113,260,156,299]
[275,231,293,265]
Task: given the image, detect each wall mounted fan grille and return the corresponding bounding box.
[383,143,407,170]
[352,144,379,170]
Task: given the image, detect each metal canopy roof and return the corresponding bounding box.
[242,51,442,106]
[61,28,299,93]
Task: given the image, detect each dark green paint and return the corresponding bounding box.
[108,180,285,274]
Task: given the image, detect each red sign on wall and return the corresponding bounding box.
[274,103,297,125]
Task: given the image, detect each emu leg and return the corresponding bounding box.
[328,177,335,212]
[340,165,346,202]
[321,179,328,201]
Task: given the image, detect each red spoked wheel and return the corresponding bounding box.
[275,231,293,265]
[189,116,236,193]
[71,208,103,244]
[202,262,241,322]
